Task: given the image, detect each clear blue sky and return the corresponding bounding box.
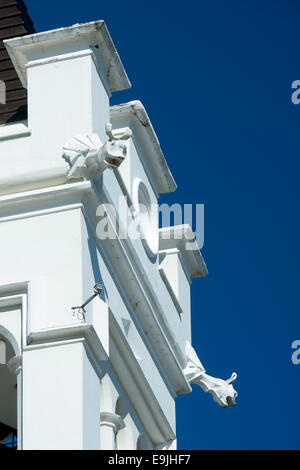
[27,0,300,450]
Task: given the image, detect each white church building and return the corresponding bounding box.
[0,1,237,450]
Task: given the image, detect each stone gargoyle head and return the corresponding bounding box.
[62,123,132,180]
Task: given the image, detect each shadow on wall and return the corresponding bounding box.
[87,226,107,302]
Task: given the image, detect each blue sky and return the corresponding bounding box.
[27,0,300,450]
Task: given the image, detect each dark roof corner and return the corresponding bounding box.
[0,0,35,125]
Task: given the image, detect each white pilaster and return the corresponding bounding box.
[22,340,100,450]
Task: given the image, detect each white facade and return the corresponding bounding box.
[0,21,237,450]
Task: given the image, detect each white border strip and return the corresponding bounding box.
[0,123,31,141]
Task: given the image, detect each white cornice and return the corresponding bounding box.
[0,180,91,204]
[159,225,208,280]
[0,181,91,221]
[4,21,131,93]
[26,324,108,374]
[110,101,177,195]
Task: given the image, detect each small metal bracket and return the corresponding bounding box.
[72,284,103,321]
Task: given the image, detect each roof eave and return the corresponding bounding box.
[4,20,131,93]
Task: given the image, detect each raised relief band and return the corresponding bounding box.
[100,412,125,434]
[7,355,22,376]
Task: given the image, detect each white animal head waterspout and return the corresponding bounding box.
[62,123,132,180]
[183,341,238,408]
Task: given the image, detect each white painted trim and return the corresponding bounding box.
[23,337,85,352]
[0,182,91,223]
[0,180,91,206]
[0,203,83,224]
[7,355,22,375]
[25,49,93,69]
[0,294,23,309]
[25,49,111,97]
[0,123,31,141]
[100,412,125,433]
[0,281,29,297]
[132,177,158,259]
[27,323,108,364]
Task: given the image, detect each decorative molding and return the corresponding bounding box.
[4,21,131,93]
[0,181,91,224]
[0,203,83,225]
[25,49,94,69]
[0,123,31,141]
[7,355,22,376]
[132,178,158,259]
[63,124,132,180]
[0,181,91,206]
[27,323,108,365]
[100,412,125,434]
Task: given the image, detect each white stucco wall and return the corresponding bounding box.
[0,208,83,333]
